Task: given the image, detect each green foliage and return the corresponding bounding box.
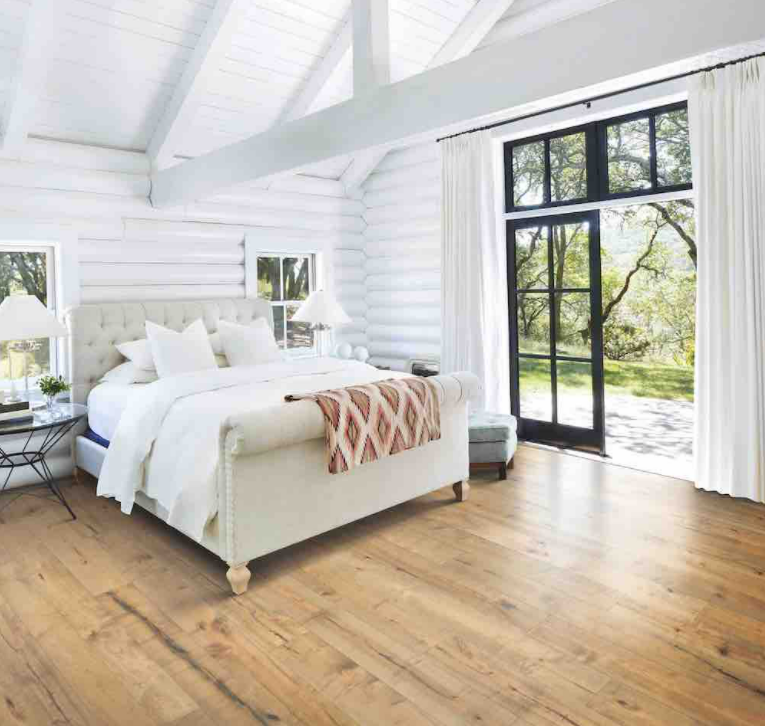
[603,322,651,361]
[511,110,696,379]
[38,375,70,397]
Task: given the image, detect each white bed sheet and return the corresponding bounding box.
[97,358,405,542]
[87,383,142,442]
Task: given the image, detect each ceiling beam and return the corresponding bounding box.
[147,0,250,171]
[1,0,57,154]
[149,0,765,208]
[480,0,620,48]
[353,0,390,96]
[342,0,518,192]
[279,20,352,123]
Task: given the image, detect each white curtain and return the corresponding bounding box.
[441,131,510,413]
[691,58,765,501]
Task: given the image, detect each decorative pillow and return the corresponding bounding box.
[100,362,159,384]
[209,332,224,355]
[145,319,217,379]
[116,338,155,371]
[218,318,283,367]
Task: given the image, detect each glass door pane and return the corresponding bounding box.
[508,212,605,453]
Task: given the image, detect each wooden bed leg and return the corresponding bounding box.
[499,462,508,481]
[226,563,251,596]
[509,457,515,470]
[453,480,470,502]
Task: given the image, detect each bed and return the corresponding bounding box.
[66,298,478,595]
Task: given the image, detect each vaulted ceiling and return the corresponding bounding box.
[0,0,618,182]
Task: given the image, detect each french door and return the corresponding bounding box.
[507,211,606,454]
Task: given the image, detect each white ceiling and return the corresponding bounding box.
[5,0,749,183]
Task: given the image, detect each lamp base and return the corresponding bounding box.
[311,324,332,357]
[4,378,22,404]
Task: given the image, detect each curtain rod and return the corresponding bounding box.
[437,50,765,143]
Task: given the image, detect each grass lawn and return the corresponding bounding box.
[519,358,694,401]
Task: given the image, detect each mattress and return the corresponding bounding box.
[86,383,138,443]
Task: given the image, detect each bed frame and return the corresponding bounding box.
[66,299,478,595]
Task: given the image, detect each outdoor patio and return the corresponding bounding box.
[521,391,694,480]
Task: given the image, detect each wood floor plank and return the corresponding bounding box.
[2,449,765,725]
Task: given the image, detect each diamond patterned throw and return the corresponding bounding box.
[286,377,441,474]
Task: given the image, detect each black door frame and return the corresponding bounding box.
[507,211,606,454]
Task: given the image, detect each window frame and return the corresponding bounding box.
[0,244,58,389]
[255,252,316,357]
[504,101,692,214]
[504,123,600,213]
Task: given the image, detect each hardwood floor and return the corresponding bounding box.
[1,446,765,725]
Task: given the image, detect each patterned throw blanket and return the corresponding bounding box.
[286,377,441,474]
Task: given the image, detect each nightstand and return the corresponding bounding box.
[0,402,87,520]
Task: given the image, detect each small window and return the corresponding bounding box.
[512,141,546,207]
[550,132,588,202]
[655,108,692,187]
[256,254,315,354]
[504,102,692,212]
[606,117,652,194]
[515,226,549,290]
[0,247,56,388]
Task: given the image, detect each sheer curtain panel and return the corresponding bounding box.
[441,131,510,413]
[691,58,765,501]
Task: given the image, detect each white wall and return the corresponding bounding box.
[362,142,442,370]
[0,139,366,349]
[0,139,368,489]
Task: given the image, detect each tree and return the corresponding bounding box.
[510,109,697,366]
[10,252,47,304]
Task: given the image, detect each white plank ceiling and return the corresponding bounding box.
[0,0,626,180]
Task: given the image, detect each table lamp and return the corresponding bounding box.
[291,290,352,357]
[0,295,69,403]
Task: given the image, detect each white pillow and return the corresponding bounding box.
[145,319,217,379]
[116,338,155,371]
[100,362,158,384]
[218,318,283,367]
[209,332,224,355]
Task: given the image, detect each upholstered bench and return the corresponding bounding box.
[468,412,518,480]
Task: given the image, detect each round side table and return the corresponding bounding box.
[0,402,87,521]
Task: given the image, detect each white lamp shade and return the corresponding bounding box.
[0,295,68,341]
[291,290,352,326]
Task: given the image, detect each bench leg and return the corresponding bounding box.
[499,462,507,481]
[453,480,470,502]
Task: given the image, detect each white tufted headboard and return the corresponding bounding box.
[65,298,274,404]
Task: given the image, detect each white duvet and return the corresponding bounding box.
[97,357,401,542]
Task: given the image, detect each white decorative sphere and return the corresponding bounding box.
[353,346,370,363]
[336,342,353,359]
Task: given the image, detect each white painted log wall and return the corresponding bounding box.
[0,138,368,490]
[362,142,442,370]
[0,139,366,348]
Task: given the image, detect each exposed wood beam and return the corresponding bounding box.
[1,0,57,154]
[147,0,250,171]
[150,0,765,209]
[280,20,352,123]
[353,0,390,96]
[342,0,518,191]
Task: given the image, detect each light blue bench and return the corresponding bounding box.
[468,412,518,480]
